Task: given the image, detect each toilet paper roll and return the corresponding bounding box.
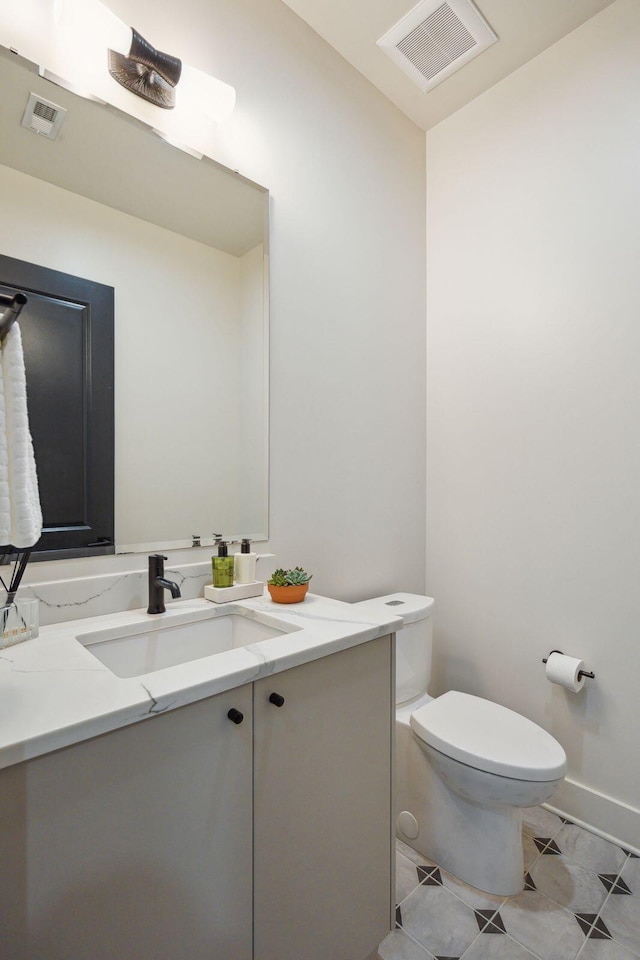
[545,652,586,693]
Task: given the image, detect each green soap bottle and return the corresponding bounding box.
[212,538,234,588]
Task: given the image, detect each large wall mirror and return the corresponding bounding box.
[0,47,269,556]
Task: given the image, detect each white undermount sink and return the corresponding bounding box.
[77,611,298,679]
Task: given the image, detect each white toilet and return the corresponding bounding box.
[353,594,567,896]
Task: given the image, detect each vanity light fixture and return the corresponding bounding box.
[0,0,236,157]
[49,0,235,124]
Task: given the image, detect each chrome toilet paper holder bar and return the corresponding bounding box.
[542,649,595,681]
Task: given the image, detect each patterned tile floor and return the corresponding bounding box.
[378,806,640,960]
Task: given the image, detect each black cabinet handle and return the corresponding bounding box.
[269,692,285,707]
[227,708,244,724]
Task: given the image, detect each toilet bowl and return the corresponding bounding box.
[353,594,567,896]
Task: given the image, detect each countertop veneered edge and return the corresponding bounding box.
[0,592,401,769]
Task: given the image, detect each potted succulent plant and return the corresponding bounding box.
[267,567,312,604]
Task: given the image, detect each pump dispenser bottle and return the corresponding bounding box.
[235,538,257,584]
[212,536,234,588]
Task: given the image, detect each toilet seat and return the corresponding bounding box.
[410,691,567,782]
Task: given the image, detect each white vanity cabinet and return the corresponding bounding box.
[0,684,255,960]
[0,635,393,960]
[254,634,393,960]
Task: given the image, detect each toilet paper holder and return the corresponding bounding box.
[542,650,595,681]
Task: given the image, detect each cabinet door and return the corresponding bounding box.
[0,686,253,960]
[254,636,393,960]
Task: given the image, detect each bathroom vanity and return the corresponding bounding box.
[0,594,398,960]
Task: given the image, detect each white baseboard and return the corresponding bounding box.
[544,777,640,855]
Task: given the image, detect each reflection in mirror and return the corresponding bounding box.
[0,47,269,555]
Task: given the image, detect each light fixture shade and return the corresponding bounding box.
[180,65,236,124]
[0,0,55,65]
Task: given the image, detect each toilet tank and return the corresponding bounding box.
[351,593,435,705]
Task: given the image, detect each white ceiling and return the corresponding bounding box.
[280,0,615,130]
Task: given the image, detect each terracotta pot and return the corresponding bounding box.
[267,583,309,604]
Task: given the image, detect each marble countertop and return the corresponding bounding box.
[0,592,400,770]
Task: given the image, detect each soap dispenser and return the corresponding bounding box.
[212,535,234,588]
[235,538,257,584]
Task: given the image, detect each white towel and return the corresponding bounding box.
[0,322,43,548]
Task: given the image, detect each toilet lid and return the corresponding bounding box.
[410,691,567,782]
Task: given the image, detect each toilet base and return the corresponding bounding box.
[396,706,525,896]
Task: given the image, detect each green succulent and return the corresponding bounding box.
[268,568,289,586]
[268,566,312,587]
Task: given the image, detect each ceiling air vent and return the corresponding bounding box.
[377,0,497,92]
[21,93,68,140]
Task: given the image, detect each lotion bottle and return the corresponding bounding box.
[212,537,234,588]
[235,538,257,584]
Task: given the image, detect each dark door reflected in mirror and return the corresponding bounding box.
[0,254,114,559]
[0,47,269,557]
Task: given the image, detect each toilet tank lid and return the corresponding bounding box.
[410,691,567,782]
[352,593,434,625]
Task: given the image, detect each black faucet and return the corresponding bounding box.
[147,554,181,614]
